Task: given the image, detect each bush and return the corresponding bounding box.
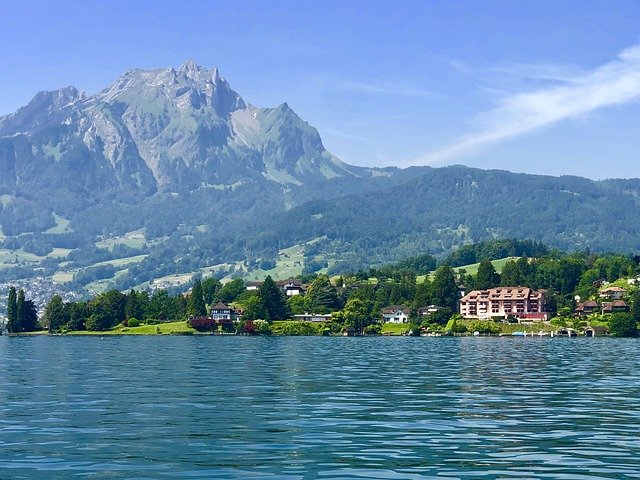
[126,318,140,327]
[253,319,271,335]
[468,321,501,334]
[609,313,638,337]
[363,324,382,335]
[188,316,216,331]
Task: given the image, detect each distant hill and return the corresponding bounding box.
[1,61,639,292]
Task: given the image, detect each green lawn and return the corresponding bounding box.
[381,323,410,335]
[69,321,195,335]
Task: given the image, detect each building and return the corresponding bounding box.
[574,300,600,317]
[293,313,332,322]
[246,281,262,291]
[584,325,610,337]
[459,287,546,320]
[602,300,630,314]
[599,286,627,299]
[417,305,441,317]
[381,306,410,323]
[210,303,241,322]
[276,279,305,296]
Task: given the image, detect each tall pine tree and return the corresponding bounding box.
[188,280,207,317]
[258,276,290,321]
[475,259,500,289]
[431,265,460,312]
[15,289,26,333]
[6,287,17,333]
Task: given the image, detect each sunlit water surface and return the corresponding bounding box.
[1,336,639,479]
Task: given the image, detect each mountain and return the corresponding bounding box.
[0,60,360,201]
[1,61,640,294]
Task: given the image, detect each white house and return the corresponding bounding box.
[381,305,410,323]
[293,313,332,322]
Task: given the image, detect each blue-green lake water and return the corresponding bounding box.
[1,336,639,479]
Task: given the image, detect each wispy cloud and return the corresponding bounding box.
[415,45,640,165]
[335,80,435,99]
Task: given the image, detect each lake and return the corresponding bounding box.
[1,336,639,479]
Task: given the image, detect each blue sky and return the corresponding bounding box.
[1,0,640,179]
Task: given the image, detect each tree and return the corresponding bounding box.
[412,278,432,309]
[631,289,640,324]
[188,280,207,317]
[500,260,523,286]
[475,259,500,289]
[125,289,144,321]
[258,276,290,320]
[609,312,638,337]
[306,275,341,313]
[242,294,268,320]
[15,289,26,332]
[332,297,375,333]
[21,300,39,332]
[287,294,308,315]
[201,277,222,305]
[6,287,17,333]
[431,265,459,312]
[217,278,245,304]
[44,294,67,332]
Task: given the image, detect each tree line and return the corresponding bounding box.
[5,240,640,336]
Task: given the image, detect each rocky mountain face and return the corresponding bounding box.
[0,60,360,202]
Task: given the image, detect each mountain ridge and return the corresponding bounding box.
[1,62,640,293]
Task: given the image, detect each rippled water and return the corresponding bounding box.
[1,336,639,479]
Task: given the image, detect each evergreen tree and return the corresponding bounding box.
[475,259,500,289]
[500,260,523,286]
[6,286,17,333]
[431,265,459,312]
[306,275,341,313]
[44,294,67,332]
[125,289,143,321]
[22,300,39,332]
[258,276,290,321]
[201,277,222,305]
[412,278,432,309]
[16,289,26,333]
[188,280,207,317]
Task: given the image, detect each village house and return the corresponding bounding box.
[574,300,600,317]
[459,287,546,321]
[245,279,306,296]
[417,305,441,317]
[276,279,305,296]
[293,313,332,322]
[599,286,627,300]
[602,300,630,314]
[381,305,411,323]
[210,303,242,321]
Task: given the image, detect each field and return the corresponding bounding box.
[44,214,72,234]
[245,243,306,281]
[418,256,519,282]
[95,230,146,250]
[69,321,195,335]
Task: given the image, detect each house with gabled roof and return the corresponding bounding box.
[381,305,410,323]
[599,286,627,300]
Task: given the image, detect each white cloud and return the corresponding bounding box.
[414,45,640,166]
[335,80,435,99]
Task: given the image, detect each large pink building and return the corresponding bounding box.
[459,287,546,320]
